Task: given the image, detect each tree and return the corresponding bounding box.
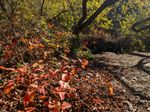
[73,0,119,35]
[40,0,45,16]
[0,0,6,12]
[131,17,150,33]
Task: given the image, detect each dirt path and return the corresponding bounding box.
[92,52,150,111]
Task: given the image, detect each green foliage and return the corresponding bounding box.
[126,36,145,52]
[43,33,72,57]
[76,46,93,60]
[0,0,149,54]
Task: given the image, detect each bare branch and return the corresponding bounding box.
[73,0,119,35]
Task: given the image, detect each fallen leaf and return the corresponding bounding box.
[30,84,38,89]
[39,95,46,100]
[53,87,66,100]
[0,66,16,72]
[38,86,46,95]
[108,84,114,96]
[25,107,36,112]
[71,68,76,76]
[92,98,104,104]
[59,80,70,89]
[61,73,69,82]
[4,80,14,94]
[24,91,35,106]
[32,62,39,68]
[61,102,71,110]
[17,65,28,74]
[81,59,89,69]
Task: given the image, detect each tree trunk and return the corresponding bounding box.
[73,0,119,35]
[131,17,150,32]
[0,0,6,12]
[40,0,45,16]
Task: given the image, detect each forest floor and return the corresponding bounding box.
[1,52,150,112]
[0,57,126,112]
[0,36,150,112]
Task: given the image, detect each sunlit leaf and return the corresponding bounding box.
[108,84,114,96]
[59,80,70,89]
[0,66,16,72]
[81,59,89,69]
[17,65,28,74]
[61,102,71,110]
[61,73,69,82]
[32,62,39,68]
[25,107,36,112]
[38,95,46,100]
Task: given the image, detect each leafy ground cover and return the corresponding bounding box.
[0,55,129,112]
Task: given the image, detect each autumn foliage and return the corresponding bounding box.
[0,56,125,111]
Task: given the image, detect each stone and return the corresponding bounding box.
[93,52,150,99]
[147,108,150,111]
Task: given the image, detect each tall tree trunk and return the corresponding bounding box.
[40,0,45,16]
[0,0,6,12]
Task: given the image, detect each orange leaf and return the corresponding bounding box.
[108,85,114,96]
[61,102,71,110]
[39,95,46,100]
[0,66,16,72]
[32,62,39,68]
[4,81,14,94]
[81,59,89,69]
[71,68,76,76]
[17,65,28,74]
[28,45,34,50]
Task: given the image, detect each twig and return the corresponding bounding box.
[79,99,93,112]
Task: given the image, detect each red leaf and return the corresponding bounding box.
[17,65,28,74]
[58,92,66,100]
[60,65,70,72]
[92,98,104,104]
[49,69,59,77]
[53,87,66,100]
[61,102,71,110]
[34,68,44,72]
[38,86,45,95]
[59,80,70,89]
[25,107,36,112]
[52,108,60,112]
[16,76,24,83]
[24,91,35,106]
